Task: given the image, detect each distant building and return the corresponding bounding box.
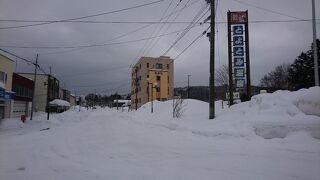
[0,54,15,119]
[18,73,59,112]
[69,94,76,107]
[12,73,34,117]
[60,88,70,102]
[131,56,174,109]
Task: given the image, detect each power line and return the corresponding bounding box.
[59,65,128,78]
[162,3,209,55]
[146,0,192,55]
[127,0,177,68]
[0,26,201,49]
[40,1,201,56]
[70,78,130,88]
[100,80,131,94]
[0,0,165,30]
[174,26,210,60]
[0,48,36,65]
[229,0,303,20]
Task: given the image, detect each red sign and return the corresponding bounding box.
[230,12,247,23]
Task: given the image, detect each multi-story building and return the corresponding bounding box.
[0,54,15,119]
[18,73,59,112]
[12,73,34,117]
[59,88,70,101]
[131,56,174,109]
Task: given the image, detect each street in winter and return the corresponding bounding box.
[0,0,319,180]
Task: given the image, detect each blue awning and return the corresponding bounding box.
[0,87,15,100]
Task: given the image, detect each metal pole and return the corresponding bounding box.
[30,54,38,120]
[312,0,319,86]
[46,74,50,120]
[209,0,215,119]
[151,83,154,113]
[245,11,252,100]
[79,97,81,112]
[187,75,191,98]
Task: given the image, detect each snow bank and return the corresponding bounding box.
[49,99,70,106]
[131,87,320,140]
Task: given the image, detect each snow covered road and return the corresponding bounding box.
[1,88,320,180]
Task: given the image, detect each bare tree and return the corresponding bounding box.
[173,97,186,118]
[260,63,290,90]
[215,64,229,86]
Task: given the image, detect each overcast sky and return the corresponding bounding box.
[0,0,319,95]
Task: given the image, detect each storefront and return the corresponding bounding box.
[0,87,15,119]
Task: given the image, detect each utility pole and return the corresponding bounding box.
[135,67,138,110]
[208,0,215,119]
[74,91,76,110]
[187,75,191,99]
[30,54,38,120]
[312,0,319,86]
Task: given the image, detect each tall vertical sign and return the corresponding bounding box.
[227,11,251,105]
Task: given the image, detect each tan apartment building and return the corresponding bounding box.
[131,56,174,109]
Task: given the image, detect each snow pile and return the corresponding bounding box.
[132,87,320,140]
[248,86,320,117]
[49,99,70,106]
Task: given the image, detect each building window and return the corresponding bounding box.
[155,63,163,69]
[0,71,7,84]
[168,87,169,95]
[167,76,169,83]
[156,87,160,92]
[147,63,149,68]
[147,75,149,78]
[156,76,160,81]
[167,64,169,69]
[139,98,141,103]
[139,64,141,69]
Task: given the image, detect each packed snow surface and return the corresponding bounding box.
[49,99,70,107]
[0,87,319,180]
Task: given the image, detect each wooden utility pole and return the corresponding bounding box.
[244,11,251,100]
[208,0,215,119]
[30,54,38,120]
[135,67,138,110]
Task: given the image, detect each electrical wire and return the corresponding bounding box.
[229,0,303,20]
[0,0,165,30]
[162,3,209,55]
[0,26,201,49]
[40,1,201,56]
[59,65,128,78]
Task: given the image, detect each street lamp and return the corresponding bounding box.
[147,79,158,113]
